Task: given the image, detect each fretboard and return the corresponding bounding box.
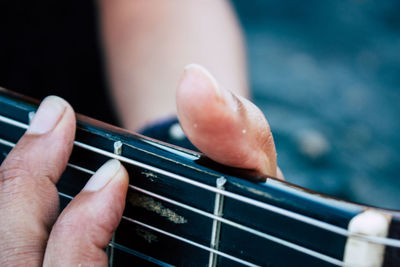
[1,88,399,267]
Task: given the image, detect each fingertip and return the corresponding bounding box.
[27,95,75,135]
[177,64,236,114]
[106,161,130,203]
[81,159,129,224]
[44,161,129,265]
[84,159,120,191]
[51,96,76,136]
[0,97,77,266]
[177,64,237,137]
[182,64,220,96]
[115,161,129,188]
[83,159,129,194]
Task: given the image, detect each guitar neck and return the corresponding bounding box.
[0,88,399,267]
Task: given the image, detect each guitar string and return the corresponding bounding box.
[0,137,346,265]
[0,138,294,266]
[68,141,400,249]
[0,136,356,266]
[59,186,259,266]
[1,114,400,249]
[124,217,260,267]
[68,162,344,266]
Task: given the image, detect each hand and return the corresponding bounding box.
[0,97,129,266]
[0,65,281,266]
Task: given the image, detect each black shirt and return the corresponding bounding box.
[0,0,119,125]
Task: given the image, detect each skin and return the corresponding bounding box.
[99,0,248,130]
[0,1,282,265]
[0,67,281,265]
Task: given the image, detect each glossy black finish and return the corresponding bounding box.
[1,88,399,266]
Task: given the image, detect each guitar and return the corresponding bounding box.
[0,87,399,267]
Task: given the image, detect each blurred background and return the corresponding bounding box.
[1,1,399,209]
[231,0,400,208]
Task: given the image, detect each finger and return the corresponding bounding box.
[176,64,278,177]
[0,96,76,265]
[43,159,129,266]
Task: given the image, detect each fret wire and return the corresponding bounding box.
[108,233,116,267]
[122,216,261,267]
[108,242,174,267]
[71,140,359,244]
[208,178,226,267]
[0,138,346,267]
[58,190,259,266]
[0,140,386,267]
[128,185,344,266]
[1,115,400,249]
[63,163,346,266]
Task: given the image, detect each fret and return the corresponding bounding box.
[71,120,219,212]
[209,177,227,267]
[109,141,124,267]
[118,187,214,265]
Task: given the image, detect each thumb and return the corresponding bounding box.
[43,159,129,266]
[177,64,279,178]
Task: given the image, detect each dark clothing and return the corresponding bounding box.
[0,1,119,125]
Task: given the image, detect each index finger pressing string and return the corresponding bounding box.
[0,96,76,266]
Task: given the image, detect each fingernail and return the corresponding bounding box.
[184,64,223,99]
[27,96,67,134]
[83,159,121,191]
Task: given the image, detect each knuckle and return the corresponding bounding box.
[0,147,29,182]
[0,158,55,203]
[0,163,31,186]
[54,199,120,249]
[0,152,58,187]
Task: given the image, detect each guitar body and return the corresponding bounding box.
[0,88,399,267]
